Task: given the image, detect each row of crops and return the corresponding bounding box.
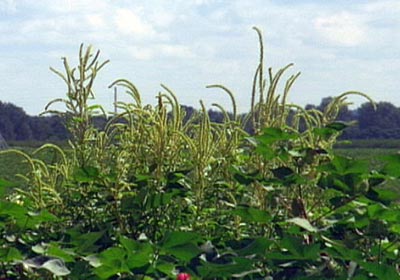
[0,28,399,279]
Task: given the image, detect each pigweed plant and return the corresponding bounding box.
[0,28,399,279]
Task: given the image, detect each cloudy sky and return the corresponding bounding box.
[0,0,399,115]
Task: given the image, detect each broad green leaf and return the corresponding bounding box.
[162,231,202,249]
[0,247,22,262]
[381,154,400,177]
[99,247,126,264]
[367,204,386,219]
[69,231,104,254]
[232,206,272,223]
[280,235,304,257]
[366,188,400,203]
[359,261,400,280]
[119,237,153,269]
[319,156,369,176]
[47,244,76,263]
[255,145,277,160]
[119,236,139,252]
[257,127,296,144]
[163,243,201,262]
[95,247,131,279]
[326,122,349,131]
[197,257,254,278]
[155,260,175,277]
[312,127,336,139]
[28,209,58,223]
[0,201,28,217]
[94,261,130,279]
[236,238,272,257]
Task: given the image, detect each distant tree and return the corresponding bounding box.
[358,102,400,130]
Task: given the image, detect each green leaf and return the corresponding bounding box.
[197,257,254,278]
[390,224,400,234]
[257,127,296,145]
[381,154,400,177]
[94,262,130,279]
[69,230,104,254]
[232,206,272,223]
[359,261,400,280]
[0,201,28,217]
[287,217,317,232]
[163,243,201,262]
[73,166,99,183]
[99,247,126,264]
[29,209,58,223]
[255,145,277,160]
[326,122,349,131]
[155,260,175,277]
[162,231,202,249]
[268,240,320,261]
[313,127,336,139]
[236,238,273,257]
[95,247,131,279]
[119,237,153,269]
[0,247,22,262]
[366,188,400,203]
[145,189,182,208]
[47,245,76,263]
[0,178,17,197]
[280,235,304,257]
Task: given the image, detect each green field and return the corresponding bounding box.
[0,146,60,184]
[336,147,399,169]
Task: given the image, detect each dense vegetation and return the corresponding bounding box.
[1,28,400,279]
[2,92,400,143]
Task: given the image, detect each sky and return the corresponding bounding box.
[0,0,399,116]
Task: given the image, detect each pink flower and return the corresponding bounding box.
[177,272,191,280]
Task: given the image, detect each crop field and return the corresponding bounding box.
[336,147,399,168]
[1,30,399,279]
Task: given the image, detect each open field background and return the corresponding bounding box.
[0,145,62,184]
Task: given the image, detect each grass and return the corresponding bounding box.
[0,146,60,185]
[336,148,399,169]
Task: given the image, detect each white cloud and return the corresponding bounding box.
[148,9,175,27]
[127,43,193,60]
[363,0,400,13]
[314,12,368,47]
[86,14,105,28]
[114,8,156,37]
[0,0,16,13]
[159,44,193,58]
[0,1,399,115]
[128,46,154,60]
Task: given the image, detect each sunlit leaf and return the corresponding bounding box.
[287,217,317,232]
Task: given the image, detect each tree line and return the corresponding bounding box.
[0,98,399,142]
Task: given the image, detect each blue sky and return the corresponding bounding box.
[0,0,399,115]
